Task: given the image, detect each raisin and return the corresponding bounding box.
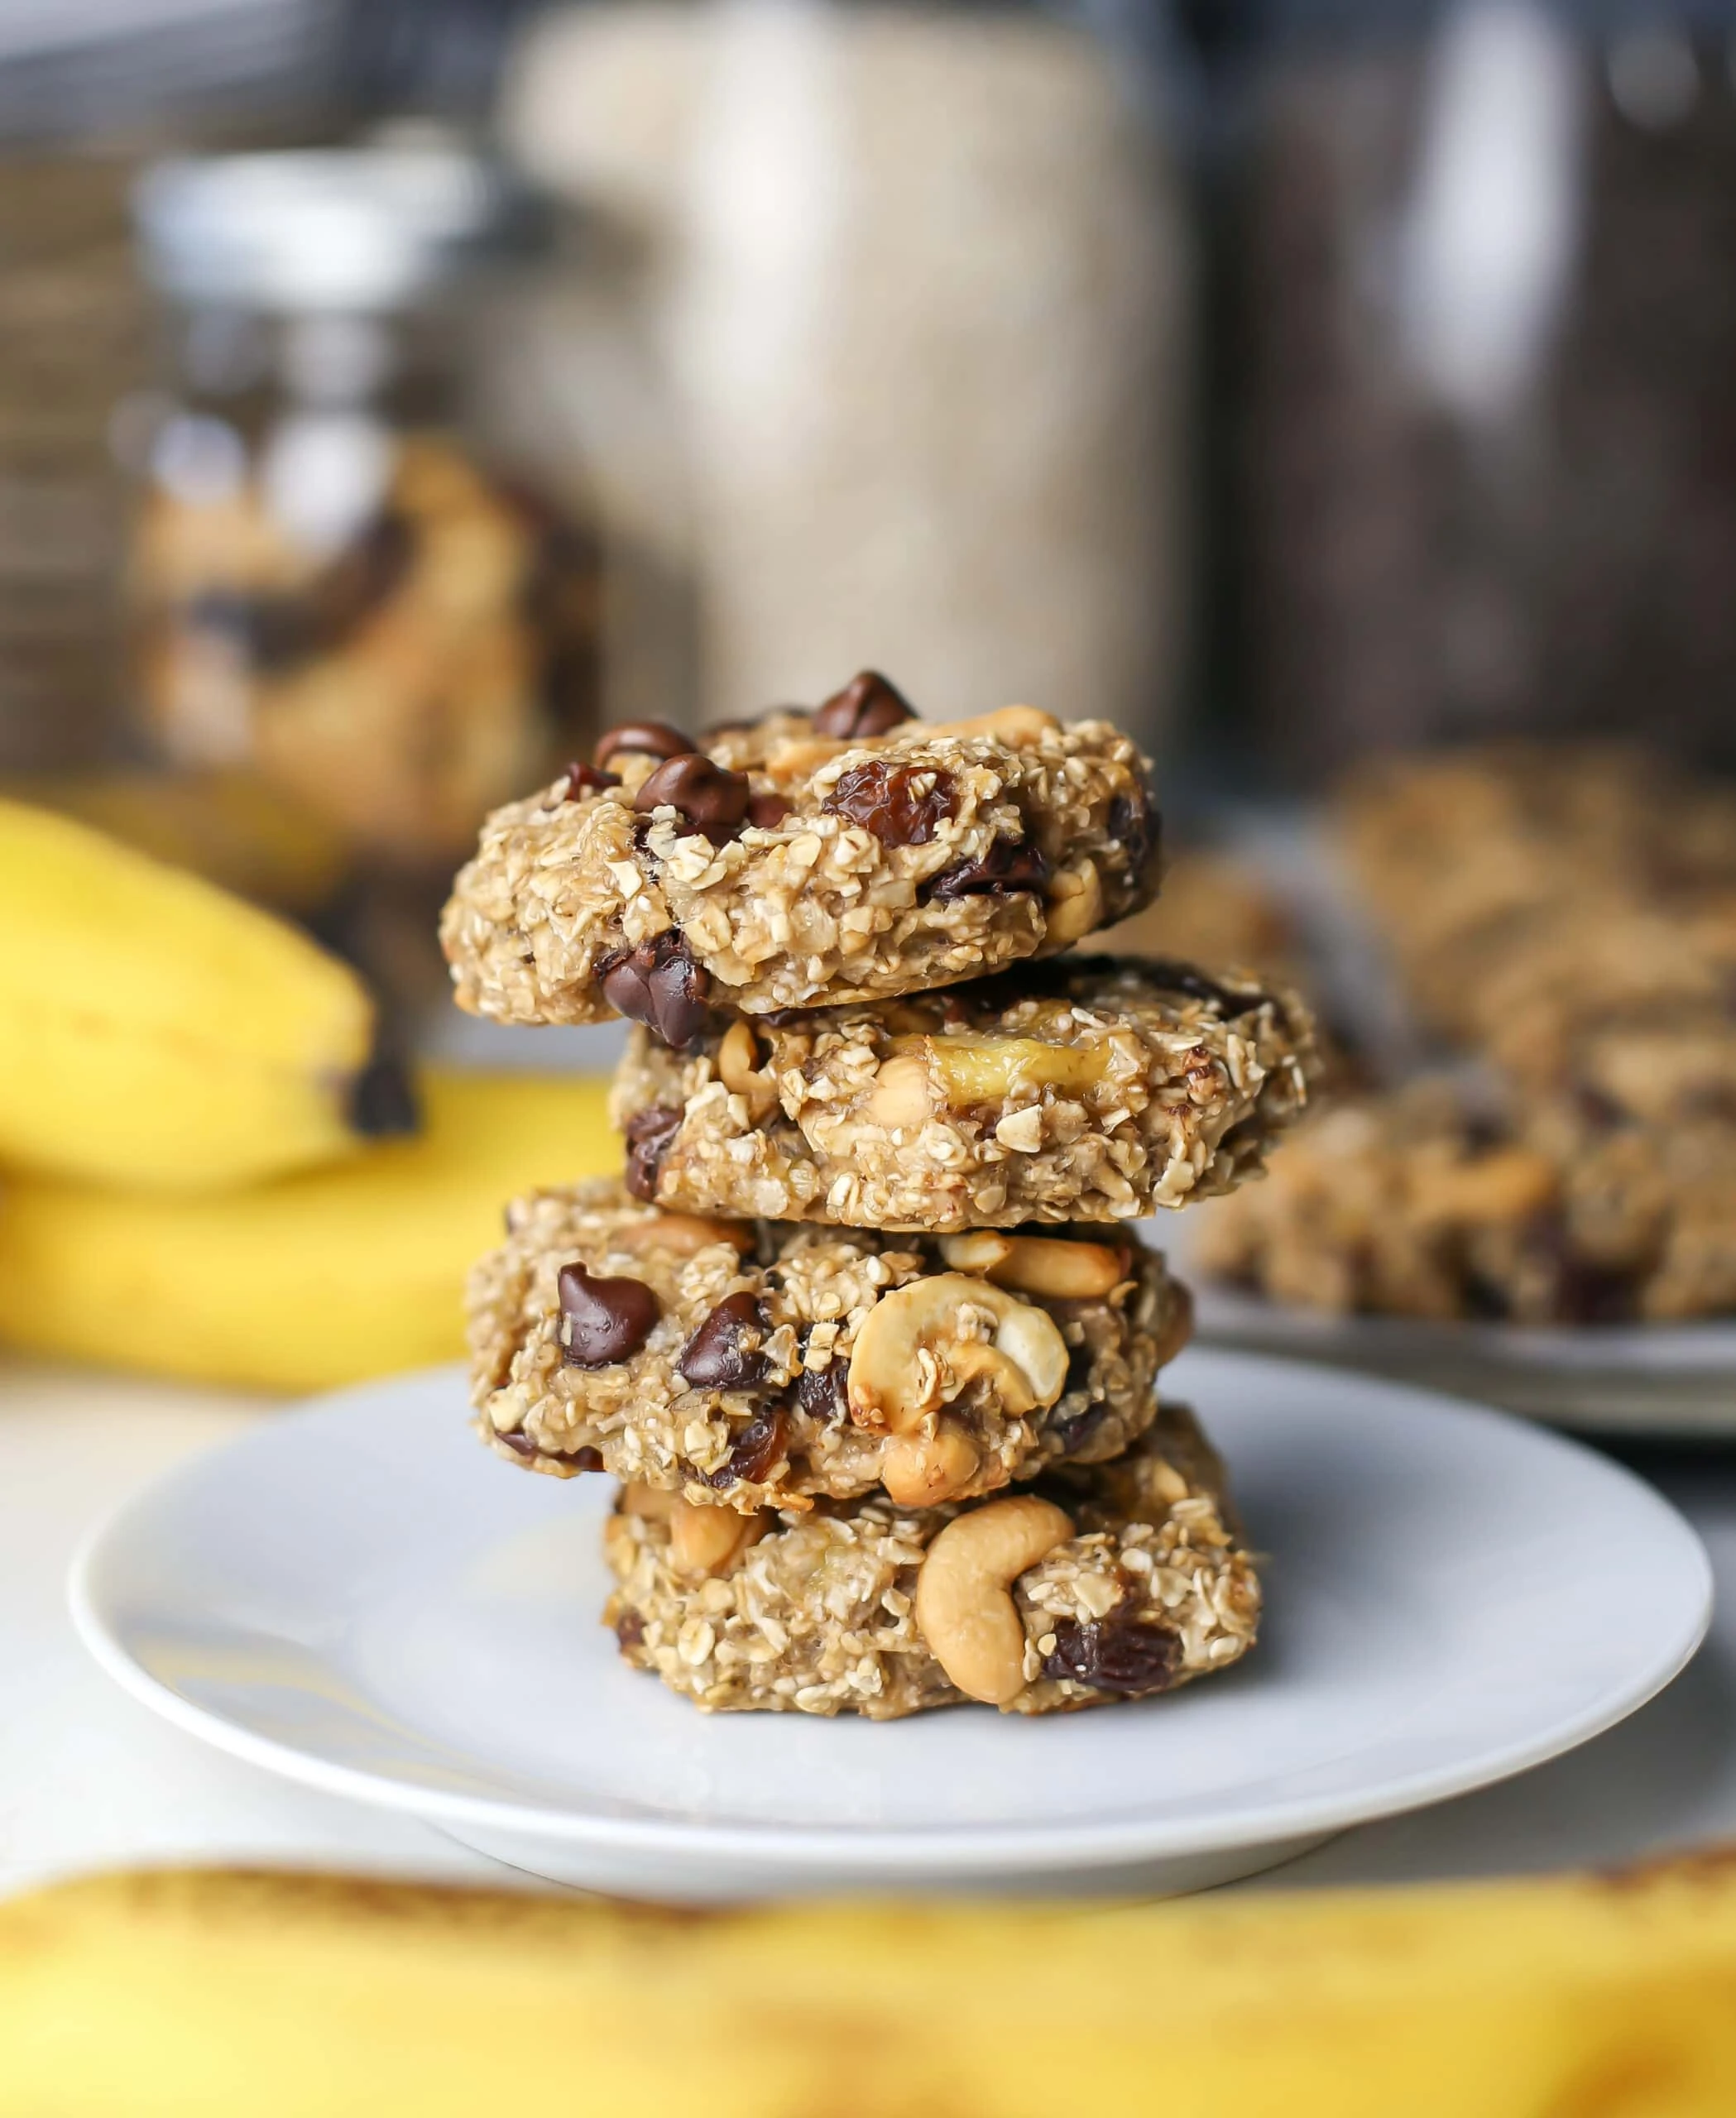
[813,670,917,740]
[634,753,751,841]
[706,1406,786,1489]
[557,1262,660,1367]
[595,721,690,768]
[1042,1613,1181,1695]
[925,835,1050,900]
[623,1104,682,1200]
[678,1291,770,1389]
[1139,959,1278,1023]
[796,1361,849,1422]
[1105,774,1160,879]
[823,760,957,846]
[615,1608,646,1653]
[599,931,712,1048]
[498,1434,604,1470]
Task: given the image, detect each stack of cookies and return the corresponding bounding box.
[443,674,1319,1718]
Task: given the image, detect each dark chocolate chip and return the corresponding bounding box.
[746,792,793,830]
[679,1291,770,1390]
[796,1360,850,1423]
[347,1054,420,1139]
[599,930,713,1047]
[623,1103,682,1200]
[706,1406,786,1489]
[925,834,1051,901]
[634,753,751,840]
[1138,959,1278,1022]
[557,1262,661,1367]
[559,760,621,802]
[1042,1613,1182,1696]
[1106,774,1160,879]
[822,760,957,846]
[813,670,917,740]
[595,721,691,768]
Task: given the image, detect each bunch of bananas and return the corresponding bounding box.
[3,1855,1736,2113]
[0,797,612,1388]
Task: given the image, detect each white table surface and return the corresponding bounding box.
[6,1355,1734,1900]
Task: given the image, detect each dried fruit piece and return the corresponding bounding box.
[1041,1612,1181,1696]
[813,670,917,740]
[822,760,957,846]
[796,1360,849,1422]
[1106,774,1159,878]
[599,931,712,1048]
[926,836,1051,900]
[705,1406,786,1489]
[746,793,793,830]
[596,721,691,768]
[679,1291,770,1390]
[623,1103,682,1200]
[558,1262,660,1367]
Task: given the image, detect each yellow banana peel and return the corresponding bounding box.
[0,797,374,1191]
[0,1069,614,1391]
[2,1857,1736,2116]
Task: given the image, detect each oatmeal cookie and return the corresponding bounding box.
[468,1178,1192,1512]
[1194,1077,1736,1324]
[602,1401,1260,1718]
[439,674,1159,1038]
[609,955,1319,1231]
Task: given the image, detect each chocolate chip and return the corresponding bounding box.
[796,1360,849,1423]
[557,1262,661,1367]
[746,792,793,830]
[1106,774,1160,879]
[560,760,621,802]
[623,1103,682,1201]
[706,1406,786,1489]
[925,834,1051,900]
[615,1608,646,1653]
[634,753,751,841]
[679,1291,770,1390]
[595,721,691,768]
[1042,1613,1181,1695]
[813,670,917,740]
[599,931,712,1047]
[822,760,957,846]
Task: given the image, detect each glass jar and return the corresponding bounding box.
[124,145,692,875]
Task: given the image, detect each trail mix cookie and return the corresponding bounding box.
[603,1401,1260,1718]
[468,1177,1192,1513]
[1193,1077,1736,1324]
[609,955,1319,1232]
[439,673,1160,1038]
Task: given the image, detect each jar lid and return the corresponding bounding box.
[134,147,545,311]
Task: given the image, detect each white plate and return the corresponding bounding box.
[70,1351,1712,1900]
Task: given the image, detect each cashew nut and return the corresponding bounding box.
[848,1274,1068,1435]
[862,1051,933,1130]
[927,705,1060,748]
[941,1231,1129,1301]
[880,1418,981,1507]
[1043,858,1104,946]
[669,1498,765,1576]
[615,1213,753,1260]
[621,1482,677,1521]
[716,1018,779,1123]
[914,1494,1074,1704]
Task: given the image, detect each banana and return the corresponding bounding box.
[2,1856,1736,2115]
[0,796,376,1191]
[0,1068,614,1391]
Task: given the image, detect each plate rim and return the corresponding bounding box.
[69,1352,1715,1879]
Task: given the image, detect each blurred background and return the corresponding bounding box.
[3,0,1734,1389]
